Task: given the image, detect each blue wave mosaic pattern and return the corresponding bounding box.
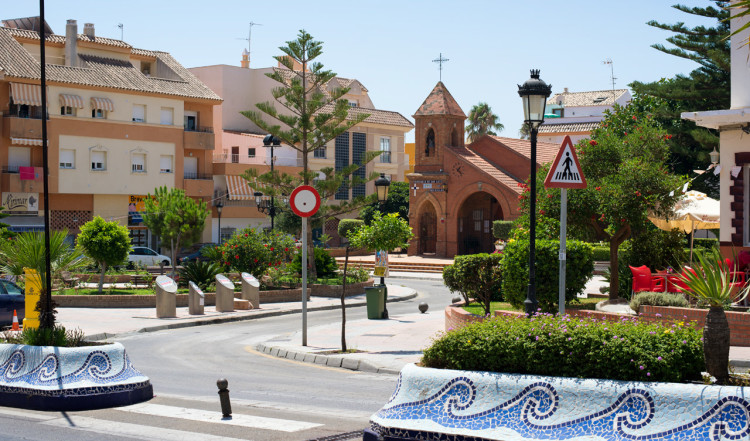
[0,342,149,391]
[370,364,750,441]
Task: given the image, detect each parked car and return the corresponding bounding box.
[0,279,24,328]
[128,247,171,267]
[177,243,218,265]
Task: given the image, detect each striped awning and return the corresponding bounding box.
[90,97,114,112]
[10,137,44,146]
[10,83,42,106]
[226,175,254,201]
[59,94,84,109]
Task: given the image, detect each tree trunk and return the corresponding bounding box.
[98,262,107,294]
[341,245,349,352]
[704,306,730,383]
[170,236,178,279]
[607,226,630,302]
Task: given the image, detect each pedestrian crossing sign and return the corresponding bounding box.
[544,135,587,189]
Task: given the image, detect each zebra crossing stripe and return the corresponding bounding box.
[118,402,322,432]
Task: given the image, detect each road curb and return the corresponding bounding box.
[255,342,401,375]
[85,289,418,342]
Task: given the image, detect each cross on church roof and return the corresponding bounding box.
[432,53,449,81]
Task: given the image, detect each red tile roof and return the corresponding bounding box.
[487,136,560,166]
[538,121,600,133]
[447,146,523,194]
[414,81,465,117]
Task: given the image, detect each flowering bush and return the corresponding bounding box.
[216,228,296,277]
[422,313,704,383]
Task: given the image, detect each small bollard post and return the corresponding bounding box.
[159,260,165,275]
[217,378,232,418]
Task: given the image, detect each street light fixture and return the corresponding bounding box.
[215,199,224,244]
[375,173,390,204]
[518,69,552,317]
[254,134,283,230]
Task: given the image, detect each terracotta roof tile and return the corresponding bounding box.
[414,81,465,117]
[318,103,413,128]
[538,121,600,133]
[0,27,221,101]
[448,146,522,194]
[548,89,629,107]
[488,136,560,165]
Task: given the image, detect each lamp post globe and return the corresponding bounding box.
[375,173,391,203]
[518,69,552,317]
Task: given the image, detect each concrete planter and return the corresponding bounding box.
[368,364,750,441]
[0,342,152,411]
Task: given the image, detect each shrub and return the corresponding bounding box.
[178,260,221,290]
[501,239,593,312]
[443,253,502,316]
[591,246,610,262]
[629,292,689,312]
[422,313,704,383]
[217,228,296,277]
[288,247,338,278]
[693,238,719,251]
[2,325,87,347]
[338,219,364,245]
[492,221,514,241]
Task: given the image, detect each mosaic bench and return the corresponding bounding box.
[0,342,152,411]
[366,363,750,441]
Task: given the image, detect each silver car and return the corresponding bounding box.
[127,247,171,267]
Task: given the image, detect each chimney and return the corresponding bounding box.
[65,19,77,67]
[564,87,569,93]
[241,49,250,68]
[83,23,95,39]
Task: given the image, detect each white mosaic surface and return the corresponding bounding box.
[0,342,149,391]
[371,364,750,441]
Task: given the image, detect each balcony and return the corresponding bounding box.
[6,115,43,140]
[183,175,213,197]
[1,166,43,193]
[183,127,214,150]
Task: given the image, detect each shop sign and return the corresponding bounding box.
[2,192,39,214]
[128,195,147,225]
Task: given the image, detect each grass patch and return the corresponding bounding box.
[56,288,189,296]
[462,297,601,315]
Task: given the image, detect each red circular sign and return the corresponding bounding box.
[289,185,321,218]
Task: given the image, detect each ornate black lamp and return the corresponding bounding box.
[215,199,224,244]
[255,135,283,230]
[375,173,391,204]
[518,69,552,317]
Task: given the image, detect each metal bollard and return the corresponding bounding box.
[217,378,232,418]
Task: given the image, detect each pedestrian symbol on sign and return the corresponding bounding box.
[544,136,587,189]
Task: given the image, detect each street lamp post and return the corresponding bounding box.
[215,199,224,244]
[518,69,552,317]
[259,134,282,230]
[374,173,391,318]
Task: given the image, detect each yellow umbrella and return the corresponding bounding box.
[648,190,720,262]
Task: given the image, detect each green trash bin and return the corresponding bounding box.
[365,285,385,319]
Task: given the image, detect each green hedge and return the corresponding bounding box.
[288,247,338,278]
[592,246,610,262]
[422,313,704,383]
[501,239,594,312]
[629,291,689,312]
[492,221,514,240]
[443,253,502,315]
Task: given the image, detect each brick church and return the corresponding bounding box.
[407,82,559,257]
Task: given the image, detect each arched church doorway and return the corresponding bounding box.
[457,192,503,255]
[419,203,437,254]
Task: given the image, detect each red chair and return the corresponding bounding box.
[629,265,665,294]
[667,266,697,293]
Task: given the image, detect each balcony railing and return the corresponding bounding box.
[379,151,392,163]
[214,190,257,207]
[184,126,213,133]
[2,166,21,174]
[183,172,213,180]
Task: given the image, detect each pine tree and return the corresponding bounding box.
[630,2,729,197]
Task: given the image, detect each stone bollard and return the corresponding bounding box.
[419,302,429,313]
[215,274,235,312]
[188,281,205,315]
[240,272,260,309]
[154,275,177,318]
[217,378,232,418]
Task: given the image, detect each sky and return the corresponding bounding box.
[4,1,717,142]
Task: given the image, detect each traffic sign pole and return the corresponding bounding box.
[559,188,567,315]
[289,185,320,348]
[302,217,308,346]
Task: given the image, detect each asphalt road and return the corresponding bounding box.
[0,277,451,441]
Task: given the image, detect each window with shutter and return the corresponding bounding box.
[132,104,145,123]
[131,153,146,173]
[160,155,173,173]
[91,151,106,171]
[59,149,75,169]
[160,107,173,125]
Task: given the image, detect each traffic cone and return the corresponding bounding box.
[11,310,19,331]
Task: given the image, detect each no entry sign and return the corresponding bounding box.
[289,185,321,218]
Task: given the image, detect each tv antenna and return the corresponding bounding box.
[118,23,123,41]
[602,58,617,94]
[237,22,262,59]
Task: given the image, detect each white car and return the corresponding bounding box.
[128,247,171,267]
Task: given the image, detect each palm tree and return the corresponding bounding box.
[677,248,750,383]
[466,102,504,143]
[0,230,89,328]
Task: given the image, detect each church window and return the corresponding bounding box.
[425,129,435,157]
